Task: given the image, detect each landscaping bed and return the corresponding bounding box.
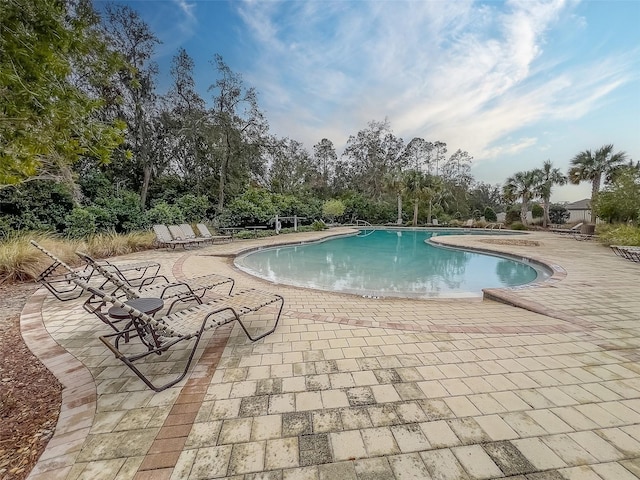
[0,282,62,480]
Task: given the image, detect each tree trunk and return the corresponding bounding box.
[218,158,226,212]
[397,193,402,225]
[413,200,419,226]
[520,200,528,225]
[140,164,152,208]
[590,177,600,223]
[543,199,550,228]
[218,133,231,212]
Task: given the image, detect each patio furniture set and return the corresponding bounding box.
[153,223,232,249]
[30,241,284,392]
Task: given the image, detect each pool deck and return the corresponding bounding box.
[22,228,640,480]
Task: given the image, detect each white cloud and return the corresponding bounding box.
[233,0,636,173]
[172,0,195,21]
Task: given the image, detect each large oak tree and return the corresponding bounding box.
[1,0,124,194]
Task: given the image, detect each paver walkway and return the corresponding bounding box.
[21,228,640,480]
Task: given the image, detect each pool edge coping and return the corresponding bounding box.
[231,227,569,306]
[425,234,593,328]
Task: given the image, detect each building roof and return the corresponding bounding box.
[565,198,591,210]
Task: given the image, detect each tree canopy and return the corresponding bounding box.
[0,0,124,189]
[1,1,636,237]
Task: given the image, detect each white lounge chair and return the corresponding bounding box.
[196,223,233,243]
[153,224,193,249]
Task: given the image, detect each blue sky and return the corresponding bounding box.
[103,0,640,201]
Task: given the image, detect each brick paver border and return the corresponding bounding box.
[22,288,97,480]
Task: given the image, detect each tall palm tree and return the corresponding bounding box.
[568,144,627,222]
[383,169,405,225]
[403,170,428,226]
[423,175,446,224]
[535,160,567,228]
[503,170,540,225]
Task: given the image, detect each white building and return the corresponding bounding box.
[565,198,593,223]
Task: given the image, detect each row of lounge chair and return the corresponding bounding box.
[611,245,640,263]
[30,241,283,392]
[549,222,584,235]
[153,223,232,249]
[549,222,595,241]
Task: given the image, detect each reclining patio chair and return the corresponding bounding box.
[196,223,233,243]
[30,240,160,301]
[168,225,204,247]
[611,245,640,263]
[97,258,161,285]
[76,251,235,319]
[153,224,193,249]
[179,223,213,245]
[31,245,89,301]
[72,277,284,391]
[550,222,583,235]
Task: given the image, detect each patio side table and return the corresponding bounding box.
[108,297,164,320]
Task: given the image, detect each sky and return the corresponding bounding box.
[101,0,640,202]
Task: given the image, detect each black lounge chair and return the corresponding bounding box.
[30,240,159,301]
[76,251,235,320]
[611,245,640,263]
[72,277,284,392]
[96,258,161,286]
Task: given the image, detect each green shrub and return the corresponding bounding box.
[64,208,97,238]
[596,224,640,246]
[235,229,275,240]
[95,192,146,232]
[531,203,544,219]
[177,194,209,222]
[86,205,117,232]
[145,201,184,226]
[340,193,396,224]
[505,207,521,225]
[78,169,115,201]
[0,180,74,232]
[483,207,497,222]
[510,221,527,231]
[311,220,327,231]
[549,204,569,225]
[225,189,277,226]
[0,217,15,240]
[594,169,640,223]
[323,199,346,222]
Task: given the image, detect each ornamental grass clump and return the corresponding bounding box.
[0,232,84,283]
[86,230,154,257]
[596,224,640,247]
[0,230,156,284]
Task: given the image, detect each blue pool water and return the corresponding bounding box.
[235,229,546,298]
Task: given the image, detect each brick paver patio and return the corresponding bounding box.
[21,228,640,479]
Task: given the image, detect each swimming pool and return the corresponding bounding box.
[235,229,549,298]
